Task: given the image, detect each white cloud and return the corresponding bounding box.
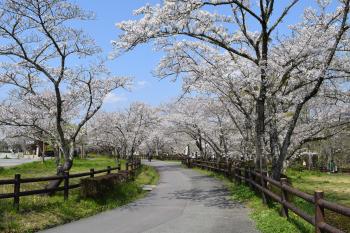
[137,80,147,87]
[103,92,126,104]
[133,80,150,90]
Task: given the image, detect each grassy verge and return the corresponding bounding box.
[192,167,314,233]
[286,169,350,232]
[286,169,350,206]
[0,159,159,233]
[0,157,124,179]
[135,165,160,185]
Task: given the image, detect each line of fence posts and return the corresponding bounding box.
[3,159,141,211]
[184,158,350,233]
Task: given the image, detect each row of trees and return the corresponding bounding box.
[88,98,241,160]
[88,97,349,172]
[87,98,237,159]
[0,0,129,190]
[113,0,350,179]
[0,0,349,182]
[88,102,159,158]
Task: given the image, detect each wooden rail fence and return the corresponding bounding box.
[183,158,350,233]
[0,159,141,210]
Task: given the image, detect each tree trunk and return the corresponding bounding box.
[195,138,204,158]
[54,146,60,167]
[255,20,268,173]
[155,143,159,157]
[46,142,74,193]
[40,141,46,163]
[272,154,284,180]
[81,144,85,159]
[269,101,280,177]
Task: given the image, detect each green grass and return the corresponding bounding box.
[0,157,124,179]
[193,167,350,232]
[135,165,160,185]
[286,169,350,206]
[286,169,350,232]
[0,158,159,233]
[192,168,314,233]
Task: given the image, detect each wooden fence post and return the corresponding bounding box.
[251,167,257,192]
[280,178,289,218]
[90,168,94,178]
[13,174,21,210]
[237,168,241,185]
[227,161,232,180]
[126,162,129,171]
[63,171,69,201]
[315,190,325,233]
[107,166,111,174]
[118,163,121,172]
[233,167,238,183]
[261,171,268,204]
[248,167,253,189]
[131,161,136,179]
[244,167,249,187]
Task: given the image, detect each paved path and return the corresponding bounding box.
[0,158,40,167]
[41,160,258,233]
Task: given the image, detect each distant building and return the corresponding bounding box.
[299,151,318,170]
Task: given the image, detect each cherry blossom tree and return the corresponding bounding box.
[89,102,159,159]
[0,0,129,181]
[113,0,350,179]
[162,97,242,160]
[142,116,194,156]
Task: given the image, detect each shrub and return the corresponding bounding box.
[80,173,128,198]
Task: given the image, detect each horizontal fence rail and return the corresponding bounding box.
[183,158,350,233]
[0,159,141,210]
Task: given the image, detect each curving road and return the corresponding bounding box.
[40,160,258,233]
[0,158,40,167]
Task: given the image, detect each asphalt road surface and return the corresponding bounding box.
[0,158,40,167]
[40,160,259,233]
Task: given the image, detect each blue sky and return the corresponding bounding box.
[74,0,182,112]
[73,0,336,112]
[0,1,339,111]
